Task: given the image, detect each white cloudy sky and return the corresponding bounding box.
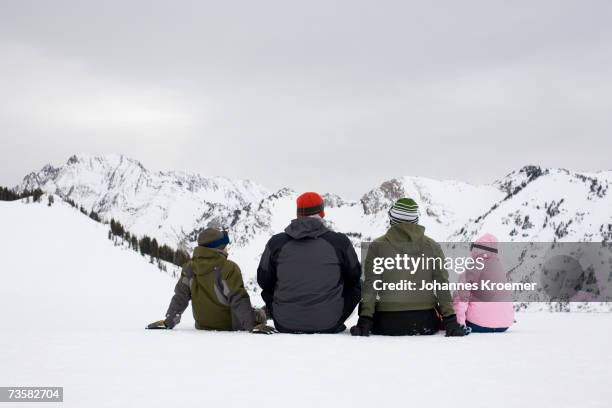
[1,0,611,197]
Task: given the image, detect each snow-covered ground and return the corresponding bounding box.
[1,200,611,408]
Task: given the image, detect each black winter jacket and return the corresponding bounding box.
[257,217,362,333]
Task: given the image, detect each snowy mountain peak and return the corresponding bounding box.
[496,165,547,196]
[16,154,270,247]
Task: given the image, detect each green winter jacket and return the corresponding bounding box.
[359,223,455,318]
[166,246,255,331]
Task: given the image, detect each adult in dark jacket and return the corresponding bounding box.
[257,192,362,333]
[350,198,466,337]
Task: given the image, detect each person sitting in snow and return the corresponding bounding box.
[257,192,362,333]
[351,198,466,337]
[452,233,514,333]
[147,228,274,333]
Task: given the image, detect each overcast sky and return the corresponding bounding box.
[1,1,611,198]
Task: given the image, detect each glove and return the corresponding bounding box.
[164,313,181,329]
[146,320,167,330]
[443,315,466,337]
[146,313,181,330]
[350,317,373,337]
[252,323,278,335]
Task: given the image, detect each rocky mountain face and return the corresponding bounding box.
[449,166,612,243]
[15,155,612,278]
[17,154,271,250]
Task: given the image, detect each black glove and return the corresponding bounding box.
[350,317,373,337]
[146,312,181,330]
[444,315,465,337]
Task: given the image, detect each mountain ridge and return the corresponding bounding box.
[14,154,612,259]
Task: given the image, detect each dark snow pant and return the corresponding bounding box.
[466,321,508,333]
[372,309,440,336]
[274,287,361,334]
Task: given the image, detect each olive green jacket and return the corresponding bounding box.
[166,246,255,331]
[359,223,455,318]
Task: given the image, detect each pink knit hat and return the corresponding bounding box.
[475,233,498,248]
[471,233,498,257]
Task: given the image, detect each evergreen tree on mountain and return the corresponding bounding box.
[131,236,138,251]
[89,210,101,222]
[110,219,125,237]
[0,186,20,201]
[139,236,151,256]
[151,238,159,259]
[32,189,43,203]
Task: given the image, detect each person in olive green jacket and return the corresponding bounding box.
[350,198,466,337]
[147,228,274,333]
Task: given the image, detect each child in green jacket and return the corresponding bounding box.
[147,228,274,334]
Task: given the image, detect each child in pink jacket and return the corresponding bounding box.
[453,233,514,333]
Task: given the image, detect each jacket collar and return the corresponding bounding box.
[284,216,329,239]
[384,222,425,242]
[192,246,228,260]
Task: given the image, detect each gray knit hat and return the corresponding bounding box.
[388,198,419,225]
[197,228,230,248]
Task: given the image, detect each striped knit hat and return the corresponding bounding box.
[388,198,419,225]
[296,192,325,218]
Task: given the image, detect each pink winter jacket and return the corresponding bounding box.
[453,234,514,329]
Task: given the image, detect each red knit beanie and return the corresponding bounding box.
[296,192,325,218]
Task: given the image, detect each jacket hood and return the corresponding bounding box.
[192,246,228,261]
[380,223,426,252]
[284,216,329,239]
[384,223,425,242]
